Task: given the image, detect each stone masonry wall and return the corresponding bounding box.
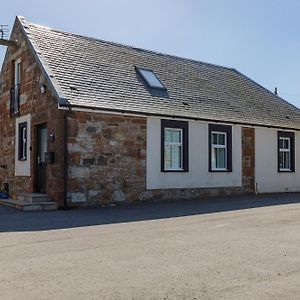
[242,127,255,193]
[67,115,255,206]
[67,112,147,205]
[0,21,65,205]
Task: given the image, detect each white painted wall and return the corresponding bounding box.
[255,127,300,193]
[146,117,242,189]
[15,114,31,176]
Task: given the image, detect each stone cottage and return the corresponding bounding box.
[1,16,300,208]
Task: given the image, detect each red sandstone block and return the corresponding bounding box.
[131,118,146,124]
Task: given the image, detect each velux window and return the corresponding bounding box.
[18,122,27,161]
[161,120,188,172]
[136,67,166,90]
[209,124,232,172]
[278,131,295,172]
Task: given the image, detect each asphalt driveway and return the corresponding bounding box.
[1,194,300,299]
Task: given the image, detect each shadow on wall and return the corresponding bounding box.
[0,193,300,232]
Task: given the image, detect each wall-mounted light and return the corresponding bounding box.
[40,84,46,94]
[49,133,55,143]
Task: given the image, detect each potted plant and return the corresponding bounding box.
[0,187,8,199]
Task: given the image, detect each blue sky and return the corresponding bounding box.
[1,0,300,107]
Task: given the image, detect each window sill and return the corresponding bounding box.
[162,169,186,173]
[278,169,294,173]
[210,168,231,173]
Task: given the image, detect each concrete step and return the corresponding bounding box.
[16,193,51,203]
[0,199,57,211]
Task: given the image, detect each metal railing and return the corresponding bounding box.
[10,83,20,117]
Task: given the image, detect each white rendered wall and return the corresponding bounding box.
[255,127,300,193]
[146,117,242,189]
[15,114,31,176]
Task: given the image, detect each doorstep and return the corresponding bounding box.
[0,198,57,211]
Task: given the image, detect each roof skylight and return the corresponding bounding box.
[136,68,166,90]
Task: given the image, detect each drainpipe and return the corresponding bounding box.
[63,111,69,209]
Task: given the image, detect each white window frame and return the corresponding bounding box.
[20,125,27,160]
[211,131,227,171]
[164,127,183,171]
[279,137,291,171]
[15,114,31,177]
[11,58,21,116]
[15,58,21,86]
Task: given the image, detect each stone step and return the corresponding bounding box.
[16,193,51,203]
[0,198,57,211]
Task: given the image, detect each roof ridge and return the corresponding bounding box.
[233,68,300,113]
[24,18,235,73]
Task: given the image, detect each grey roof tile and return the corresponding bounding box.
[20,18,300,130]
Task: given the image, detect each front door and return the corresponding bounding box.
[36,123,48,193]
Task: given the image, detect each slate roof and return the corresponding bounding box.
[17,16,300,130]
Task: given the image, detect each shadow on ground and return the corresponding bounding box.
[1,193,300,232]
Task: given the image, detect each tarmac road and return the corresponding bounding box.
[1,194,300,299]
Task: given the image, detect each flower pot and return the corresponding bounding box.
[0,192,8,199]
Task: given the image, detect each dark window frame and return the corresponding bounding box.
[18,122,27,161]
[161,119,189,172]
[136,67,167,90]
[278,131,295,172]
[208,124,232,172]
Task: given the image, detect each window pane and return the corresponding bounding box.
[280,151,291,169]
[164,145,172,169]
[165,129,181,143]
[212,132,225,145]
[164,145,182,169]
[284,139,289,149]
[40,127,48,163]
[218,133,225,145]
[284,152,290,169]
[212,148,226,169]
[211,148,216,169]
[212,133,218,145]
[280,138,290,150]
[15,62,21,85]
[171,145,181,169]
[279,138,284,149]
[138,69,165,89]
[171,130,181,143]
[279,152,284,169]
[216,148,226,169]
[165,129,173,143]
